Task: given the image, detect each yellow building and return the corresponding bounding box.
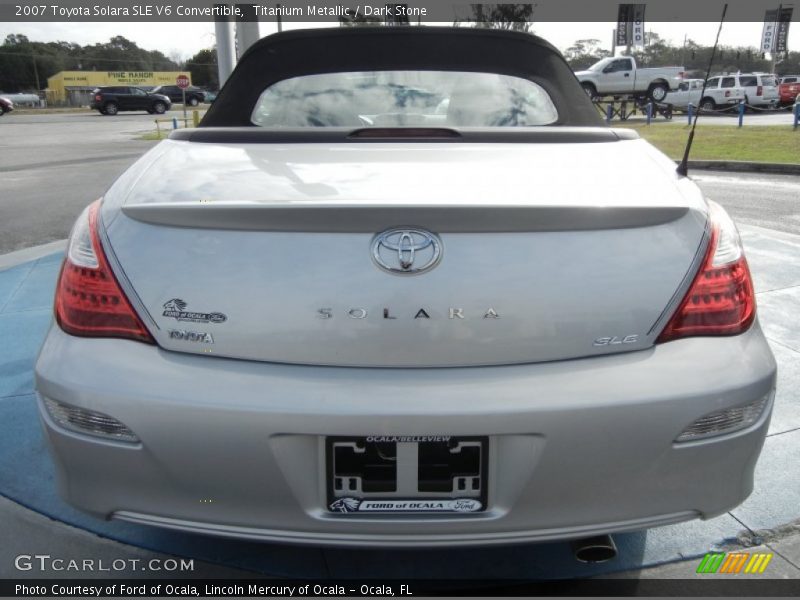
[46,71,192,105]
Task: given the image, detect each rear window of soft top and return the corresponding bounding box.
[250,70,559,128]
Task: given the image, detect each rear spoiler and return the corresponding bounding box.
[122,203,688,233]
[169,127,639,144]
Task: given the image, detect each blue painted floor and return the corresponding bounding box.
[1,231,798,578]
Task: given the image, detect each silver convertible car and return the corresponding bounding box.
[36,28,776,548]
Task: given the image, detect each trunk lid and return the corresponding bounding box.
[102,135,708,367]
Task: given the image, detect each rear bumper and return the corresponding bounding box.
[748,97,779,107]
[35,323,776,547]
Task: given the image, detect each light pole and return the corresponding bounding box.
[214,4,236,87]
[235,4,261,58]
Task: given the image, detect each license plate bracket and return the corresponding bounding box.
[325,436,488,514]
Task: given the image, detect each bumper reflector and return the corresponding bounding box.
[43,397,139,443]
[676,393,772,442]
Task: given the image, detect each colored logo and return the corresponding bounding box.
[328,497,483,514]
[696,552,773,574]
[162,298,227,324]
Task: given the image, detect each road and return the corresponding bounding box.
[692,170,800,235]
[0,111,188,254]
[1,112,799,254]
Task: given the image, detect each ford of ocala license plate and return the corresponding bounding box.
[326,436,488,514]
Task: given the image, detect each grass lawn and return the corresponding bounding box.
[618,123,800,164]
[139,130,167,141]
[137,121,798,163]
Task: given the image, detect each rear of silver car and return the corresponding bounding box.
[741,73,780,107]
[35,28,775,546]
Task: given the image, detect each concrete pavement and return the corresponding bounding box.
[0,110,204,253]
[0,496,253,579]
[0,110,201,170]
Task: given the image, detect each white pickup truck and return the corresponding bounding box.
[575,56,685,102]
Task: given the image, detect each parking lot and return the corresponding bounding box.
[0,111,199,254]
[1,110,799,580]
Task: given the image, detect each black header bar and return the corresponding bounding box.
[0,0,796,22]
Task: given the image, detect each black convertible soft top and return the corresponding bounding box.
[201,27,603,128]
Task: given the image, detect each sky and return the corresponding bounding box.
[0,21,796,61]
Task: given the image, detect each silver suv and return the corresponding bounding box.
[728,73,779,108]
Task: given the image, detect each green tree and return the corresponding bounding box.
[338,8,382,26]
[186,48,218,89]
[457,4,535,32]
[0,34,181,93]
[563,39,611,70]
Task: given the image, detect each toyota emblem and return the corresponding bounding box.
[371,228,442,275]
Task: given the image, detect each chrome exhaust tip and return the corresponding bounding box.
[571,534,618,563]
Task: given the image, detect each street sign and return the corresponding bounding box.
[176,75,190,121]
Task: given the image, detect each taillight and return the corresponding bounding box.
[756,85,763,96]
[94,94,102,101]
[657,201,755,343]
[55,200,154,343]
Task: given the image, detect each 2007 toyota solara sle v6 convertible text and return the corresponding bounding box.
[35,28,776,548]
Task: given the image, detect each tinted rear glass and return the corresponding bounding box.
[761,76,777,86]
[250,70,559,128]
[739,76,757,87]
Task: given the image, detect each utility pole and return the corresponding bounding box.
[235,4,261,58]
[32,54,40,90]
[612,28,616,56]
[681,34,687,67]
[214,4,236,87]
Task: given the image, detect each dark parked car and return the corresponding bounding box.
[0,96,13,116]
[90,86,171,115]
[151,85,205,106]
